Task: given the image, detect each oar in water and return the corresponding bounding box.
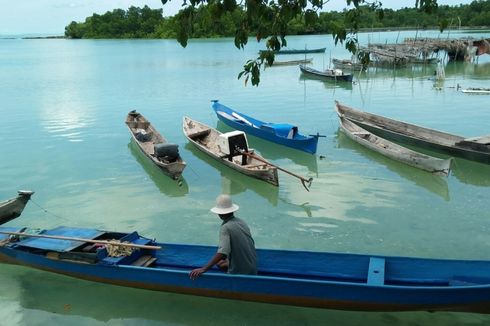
[239,150,313,191]
[0,231,161,250]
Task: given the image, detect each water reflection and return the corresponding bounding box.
[336,131,450,201]
[299,74,354,90]
[184,143,279,206]
[216,121,318,174]
[128,140,189,197]
[451,158,490,187]
[355,61,490,80]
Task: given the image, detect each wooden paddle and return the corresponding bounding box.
[239,150,313,191]
[0,231,161,250]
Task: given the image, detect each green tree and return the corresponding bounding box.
[161,0,440,86]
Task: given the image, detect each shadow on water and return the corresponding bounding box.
[336,131,450,201]
[216,121,319,175]
[184,143,279,206]
[128,140,189,197]
[299,74,354,90]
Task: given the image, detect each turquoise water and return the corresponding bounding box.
[1,30,490,325]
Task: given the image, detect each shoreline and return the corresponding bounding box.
[1,26,488,40]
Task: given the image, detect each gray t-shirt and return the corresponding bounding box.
[217,216,257,275]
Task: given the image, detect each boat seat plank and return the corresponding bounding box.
[132,255,157,267]
[352,131,370,136]
[187,129,211,140]
[367,257,385,285]
[461,136,490,145]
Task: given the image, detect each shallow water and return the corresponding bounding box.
[1,29,490,325]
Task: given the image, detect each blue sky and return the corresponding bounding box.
[0,0,471,35]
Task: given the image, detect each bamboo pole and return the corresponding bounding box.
[240,151,313,191]
[0,231,161,250]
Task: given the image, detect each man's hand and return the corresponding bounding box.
[189,267,207,280]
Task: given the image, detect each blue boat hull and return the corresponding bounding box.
[1,226,490,313]
[212,101,318,154]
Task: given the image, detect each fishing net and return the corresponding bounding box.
[105,240,139,257]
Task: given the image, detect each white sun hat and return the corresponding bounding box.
[210,194,239,214]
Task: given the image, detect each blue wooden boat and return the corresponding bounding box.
[211,101,319,154]
[1,225,490,313]
[259,47,326,55]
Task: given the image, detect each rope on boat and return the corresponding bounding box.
[30,199,69,221]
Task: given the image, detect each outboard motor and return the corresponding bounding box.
[154,143,180,162]
[217,131,249,165]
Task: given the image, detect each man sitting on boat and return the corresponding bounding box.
[189,195,257,279]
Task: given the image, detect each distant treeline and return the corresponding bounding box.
[65,1,490,39]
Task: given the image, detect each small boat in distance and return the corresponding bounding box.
[260,47,326,55]
[335,109,452,176]
[335,102,490,165]
[458,85,490,95]
[126,110,186,180]
[299,65,353,82]
[2,225,490,313]
[182,116,279,186]
[212,100,319,154]
[0,190,34,225]
[267,58,313,67]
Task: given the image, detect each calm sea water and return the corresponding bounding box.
[1,30,490,325]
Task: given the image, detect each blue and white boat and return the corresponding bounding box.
[1,225,490,313]
[211,101,319,154]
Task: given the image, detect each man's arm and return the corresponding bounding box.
[189,252,227,280]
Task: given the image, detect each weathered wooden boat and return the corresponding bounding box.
[183,116,279,186]
[335,112,452,176]
[299,65,353,82]
[332,58,365,71]
[460,87,490,95]
[2,225,490,313]
[212,100,319,154]
[335,101,490,164]
[260,47,326,55]
[267,58,313,67]
[0,191,34,225]
[126,110,186,180]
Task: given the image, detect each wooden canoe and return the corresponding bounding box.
[267,58,313,67]
[0,191,34,225]
[460,87,490,95]
[299,65,353,82]
[182,116,279,186]
[126,111,186,180]
[335,101,490,164]
[260,47,326,55]
[336,114,452,176]
[2,225,490,313]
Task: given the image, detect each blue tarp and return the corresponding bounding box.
[262,123,298,138]
[17,226,104,252]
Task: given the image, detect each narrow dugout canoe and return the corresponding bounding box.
[299,65,353,82]
[126,110,186,180]
[182,116,279,186]
[336,114,452,176]
[335,101,490,164]
[0,191,34,225]
[1,225,490,313]
[260,47,326,55]
[267,58,313,66]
